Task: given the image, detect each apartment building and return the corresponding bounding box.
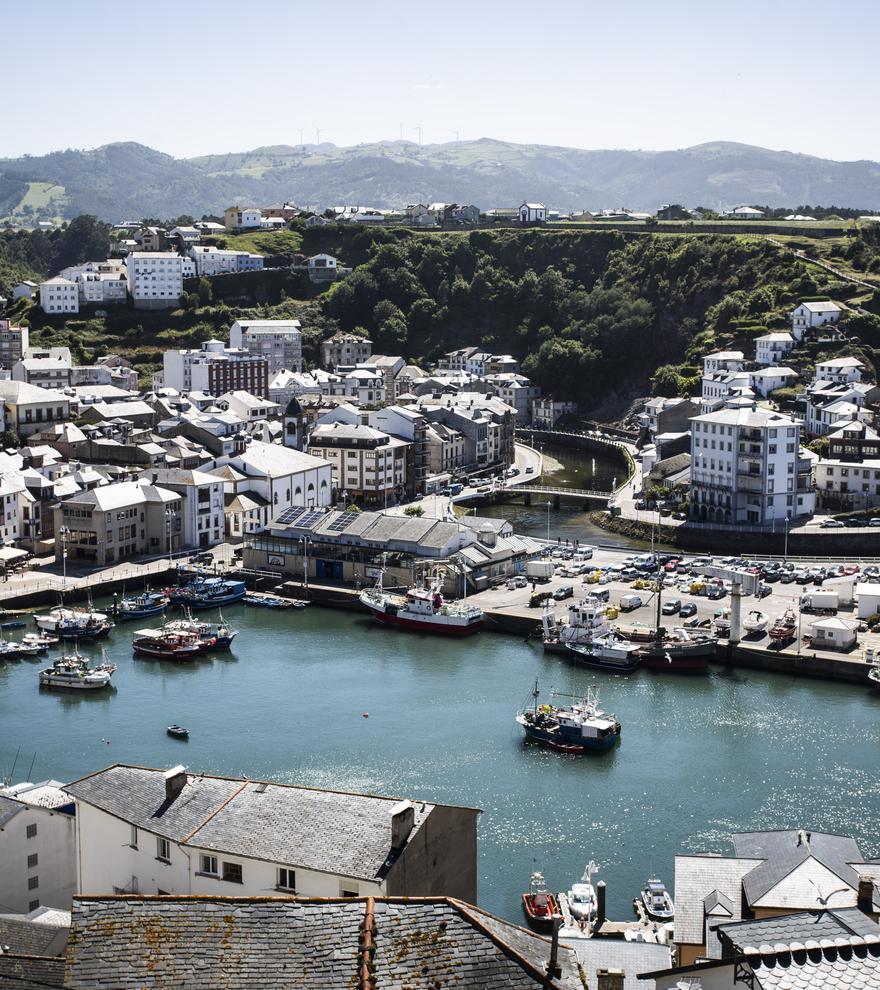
[54,481,183,566]
[0,319,29,369]
[814,420,880,511]
[483,373,540,426]
[126,252,184,309]
[189,246,264,276]
[12,357,71,390]
[138,467,225,549]
[163,340,269,397]
[78,270,128,306]
[755,331,795,366]
[223,206,262,230]
[0,381,71,439]
[690,407,814,525]
[308,423,408,506]
[230,319,302,373]
[320,332,373,370]
[39,277,79,314]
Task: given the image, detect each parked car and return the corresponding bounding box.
[679,603,698,618]
[870,519,880,527]
[507,575,528,589]
[706,585,725,600]
[553,585,574,601]
[821,518,845,528]
[661,599,682,615]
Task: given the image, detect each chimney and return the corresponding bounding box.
[163,765,187,801]
[858,875,875,915]
[546,916,563,979]
[595,880,607,927]
[390,800,415,849]
[596,969,625,990]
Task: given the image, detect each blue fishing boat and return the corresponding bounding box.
[516,681,621,753]
[244,593,295,609]
[169,578,246,610]
[116,591,170,621]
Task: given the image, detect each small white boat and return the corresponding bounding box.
[639,877,674,921]
[0,639,42,659]
[21,632,59,650]
[567,861,598,923]
[39,652,117,690]
[743,610,769,635]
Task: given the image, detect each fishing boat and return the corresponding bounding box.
[516,681,621,752]
[21,632,60,650]
[167,724,189,739]
[869,661,880,692]
[769,606,798,646]
[35,605,113,639]
[743,610,769,636]
[164,611,238,650]
[544,602,642,674]
[567,862,598,924]
[0,639,42,659]
[132,629,202,660]
[115,591,170,621]
[169,577,246,610]
[359,570,482,636]
[521,871,561,931]
[636,576,713,672]
[638,877,675,921]
[39,652,116,690]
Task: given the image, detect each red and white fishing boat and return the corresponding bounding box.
[521,871,561,931]
[769,606,798,646]
[132,628,202,660]
[359,569,482,636]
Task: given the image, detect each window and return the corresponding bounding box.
[29,900,39,912]
[277,867,296,891]
[200,854,218,875]
[28,876,39,890]
[130,825,138,848]
[156,837,171,862]
[340,885,358,897]
[26,823,37,839]
[27,853,38,869]
[222,861,243,884]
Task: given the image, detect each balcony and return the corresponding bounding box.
[736,474,765,493]
[737,456,762,473]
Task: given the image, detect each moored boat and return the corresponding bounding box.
[116,591,170,621]
[132,629,202,660]
[567,862,598,925]
[169,578,246,610]
[164,611,238,650]
[0,639,42,659]
[869,663,880,692]
[359,572,482,636]
[638,877,675,921]
[167,724,189,739]
[769,606,798,646]
[35,605,113,639]
[516,681,621,752]
[521,871,561,931]
[638,627,714,672]
[39,652,116,689]
[244,593,292,609]
[544,602,642,674]
[21,632,60,650]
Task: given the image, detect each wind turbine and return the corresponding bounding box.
[314,125,324,145]
[297,128,304,148]
[412,125,422,146]
[449,129,460,142]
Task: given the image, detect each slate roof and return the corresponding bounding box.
[64,765,474,883]
[65,896,584,989]
[747,933,880,990]
[674,854,763,946]
[0,953,65,989]
[560,932,670,990]
[715,907,880,950]
[0,913,69,956]
[0,793,23,827]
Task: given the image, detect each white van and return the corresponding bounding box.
[572,547,594,562]
[619,594,643,612]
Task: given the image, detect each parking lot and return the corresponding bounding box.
[468,543,880,659]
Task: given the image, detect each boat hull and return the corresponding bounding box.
[521,894,561,931]
[39,674,111,689]
[564,644,640,674]
[639,642,712,671]
[521,723,618,752]
[133,642,201,660]
[117,605,168,621]
[364,601,482,636]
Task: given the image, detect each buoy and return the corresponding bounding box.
[362,713,369,718]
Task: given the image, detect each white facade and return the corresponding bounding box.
[814,357,864,385]
[39,277,79,314]
[519,202,546,223]
[224,440,333,513]
[126,253,183,309]
[224,206,262,230]
[702,351,745,376]
[190,246,240,276]
[0,783,77,912]
[138,468,225,549]
[690,407,815,525]
[748,367,798,398]
[755,332,795,366]
[791,301,843,341]
[230,320,303,373]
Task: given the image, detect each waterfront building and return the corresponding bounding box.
[531,396,578,428]
[320,331,373,370]
[64,764,479,902]
[0,782,77,913]
[137,467,225,549]
[220,439,332,515]
[229,319,303,374]
[412,392,516,472]
[125,252,184,310]
[308,422,408,506]
[689,406,815,525]
[673,829,880,967]
[484,373,541,426]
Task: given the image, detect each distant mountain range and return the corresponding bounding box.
[2,138,880,222]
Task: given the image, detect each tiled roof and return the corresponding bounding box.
[747,933,880,989]
[0,914,69,956]
[0,793,23,827]
[674,854,763,946]
[65,896,583,989]
[716,907,880,949]
[0,953,65,989]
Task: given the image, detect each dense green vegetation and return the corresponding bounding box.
[0,216,111,296]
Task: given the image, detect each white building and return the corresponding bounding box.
[219,390,281,424]
[814,356,864,385]
[483,373,540,426]
[748,366,799,398]
[791,300,843,341]
[222,440,332,513]
[700,370,753,414]
[690,406,814,525]
[519,202,546,224]
[224,206,262,230]
[78,270,128,306]
[0,781,76,912]
[804,380,874,436]
[137,467,225,549]
[189,246,240,276]
[12,280,39,301]
[755,332,795,366]
[230,319,303,374]
[39,277,79,314]
[726,205,765,218]
[0,380,71,438]
[125,252,184,309]
[63,764,478,902]
[702,350,745,376]
[308,423,408,506]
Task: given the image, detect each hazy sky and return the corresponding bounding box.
[3,0,878,161]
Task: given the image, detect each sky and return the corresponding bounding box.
[2,0,879,162]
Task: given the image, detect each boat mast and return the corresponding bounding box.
[532,679,539,714]
[655,569,663,642]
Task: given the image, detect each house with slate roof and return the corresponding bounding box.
[64,894,585,989]
[673,829,880,966]
[63,765,479,903]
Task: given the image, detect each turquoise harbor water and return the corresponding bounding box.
[2,445,879,922]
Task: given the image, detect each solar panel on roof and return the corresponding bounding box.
[326,510,360,533]
[297,510,326,530]
[276,506,306,525]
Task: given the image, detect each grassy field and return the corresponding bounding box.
[5,181,66,220]
[210,227,304,257]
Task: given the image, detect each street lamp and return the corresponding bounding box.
[299,536,312,594]
[784,514,790,560]
[165,508,174,564]
[59,525,70,590]
[545,500,552,543]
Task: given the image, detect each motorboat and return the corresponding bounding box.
[167,724,189,739]
[544,602,641,673]
[35,605,113,639]
[360,571,482,635]
[169,577,246,609]
[521,871,561,931]
[21,632,60,650]
[567,862,598,924]
[743,610,769,635]
[132,629,202,660]
[516,681,621,752]
[39,653,116,689]
[0,639,42,659]
[639,877,675,921]
[164,611,238,650]
[116,591,169,621]
[638,627,714,672]
[769,607,798,646]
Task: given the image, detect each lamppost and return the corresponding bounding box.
[165,508,174,564]
[299,536,312,594]
[59,525,70,590]
[545,500,552,543]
